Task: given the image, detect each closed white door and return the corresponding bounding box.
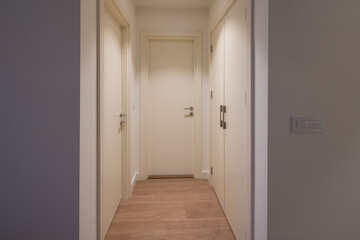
[210,20,226,209]
[147,39,195,176]
[224,0,252,238]
[100,11,122,240]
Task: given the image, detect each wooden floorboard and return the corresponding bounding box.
[105,179,235,240]
[148,175,194,179]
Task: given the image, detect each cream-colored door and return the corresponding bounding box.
[224,0,252,239]
[100,11,122,240]
[147,39,195,176]
[210,20,226,209]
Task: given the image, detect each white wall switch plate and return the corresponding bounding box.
[291,117,325,133]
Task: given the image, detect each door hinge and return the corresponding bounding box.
[210,44,213,53]
[223,105,227,129]
[210,91,213,99]
[210,167,213,175]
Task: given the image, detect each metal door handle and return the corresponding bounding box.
[220,105,223,128]
[118,113,127,118]
[220,105,227,129]
[222,106,227,129]
[184,106,194,111]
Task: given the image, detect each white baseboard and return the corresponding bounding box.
[201,170,210,179]
[130,172,139,195]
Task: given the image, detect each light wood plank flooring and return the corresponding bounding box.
[105,179,235,240]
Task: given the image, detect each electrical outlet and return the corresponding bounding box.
[291,117,325,133]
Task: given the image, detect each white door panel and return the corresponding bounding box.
[100,12,122,240]
[210,21,225,209]
[224,0,252,239]
[209,1,252,238]
[148,39,195,176]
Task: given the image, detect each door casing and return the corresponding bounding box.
[139,31,203,180]
[98,0,132,239]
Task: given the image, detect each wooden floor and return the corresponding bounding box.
[105,179,235,240]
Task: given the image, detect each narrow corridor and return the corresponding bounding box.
[105,179,235,240]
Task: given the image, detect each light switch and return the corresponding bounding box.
[291,117,325,133]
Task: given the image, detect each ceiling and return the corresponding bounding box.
[133,0,213,9]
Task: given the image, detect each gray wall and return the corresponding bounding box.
[269,1,360,239]
[0,1,80,239]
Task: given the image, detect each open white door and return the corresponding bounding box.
[100,11,123,240]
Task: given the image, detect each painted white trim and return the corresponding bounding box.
[99,1,133,239]
[254,0,269,239]
[139,30,203,180]
[209,0,236,34]
[79,0,97,240]
[131,171,139,186]
[130,171,139,196]
[104,0,132,202]
[80,0,135,239]
[201,170,210,179]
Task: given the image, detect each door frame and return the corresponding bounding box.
[80,0,133,238]
[99,0,132,239]
[139,31,203,180]
[100,0,131,204]
[102,0,132,202]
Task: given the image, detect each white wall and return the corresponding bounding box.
[136,8,210,174]
[254,0,269,239]
[269,1,360,239]
[80,1,97,239]
[209,0,234,30]
[114,0,136,21]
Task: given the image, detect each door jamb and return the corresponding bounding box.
[139,31,203,180]
[103,0,132,202]
[101,0,131,205]
[99,0,132,239]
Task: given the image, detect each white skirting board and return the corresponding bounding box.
[130,172,139,195]
[201,170,210,179]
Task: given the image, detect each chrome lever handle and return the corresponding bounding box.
[184,106,194,111]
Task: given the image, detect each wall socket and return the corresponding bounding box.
[291,117,325,133]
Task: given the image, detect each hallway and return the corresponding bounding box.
[105,179,235,240]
